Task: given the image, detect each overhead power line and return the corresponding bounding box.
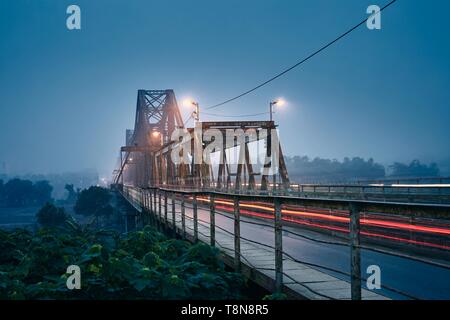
[205,0,398,110]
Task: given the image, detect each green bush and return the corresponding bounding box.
[36,203,68,227]
[0,224,245,300]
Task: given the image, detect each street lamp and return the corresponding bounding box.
[191,101,200,122]
[183,99,200,122]
[269,99,285,122]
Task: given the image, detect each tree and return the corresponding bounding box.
[3,179,34,207]
[64,184,78,203]
[389,160,440,178]
[33,180,53,205]
[36,203,68,227]
[285,155,385,183]
[74,186,112,218]
[0,179,54,207]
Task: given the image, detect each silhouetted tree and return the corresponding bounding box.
[74,186,112,217]
[64,184,78,203]
[36,203,68,227]
[0,179,53,207]
[2,179,34,207]
[389,160,440,178]
[285,156,385,183]
[32,180,53,204]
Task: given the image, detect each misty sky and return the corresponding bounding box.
[0,0,449,178]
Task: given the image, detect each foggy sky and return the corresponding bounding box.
[1,0,449,178]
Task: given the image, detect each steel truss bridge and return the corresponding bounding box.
[113,89,450,300]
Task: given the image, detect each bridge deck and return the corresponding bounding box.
[179,204,387,300]
[127,193,388,300]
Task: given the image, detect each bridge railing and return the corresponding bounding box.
[152,183,450,205]
[120,185,450,300]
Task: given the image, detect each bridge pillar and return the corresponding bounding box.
[234,197,241,272]
[274,198,283,293]
[158,192,162,230]
[172,193,176,237]
[349,202,362,300]
[164,192,168,229]
[210,195,215,247]
[193,195,198,242]
[149,189,153,223]
[181,195,186,239]
[153,189,157,227]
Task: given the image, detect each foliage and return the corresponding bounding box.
[0,224,245,300]
[262,292,287,300]
[389,160,440,178]
[0,178,53,207]
[36,203,69,227]
[74,186,112,217]
[64,184,78,203]
[285,156,385,183]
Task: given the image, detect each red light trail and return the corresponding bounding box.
[196,197,450,250]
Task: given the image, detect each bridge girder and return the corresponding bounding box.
[114,90,291,191]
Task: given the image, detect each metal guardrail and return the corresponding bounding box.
[151,183,450,205]
[120,185,450,300]
[356,176,450,185]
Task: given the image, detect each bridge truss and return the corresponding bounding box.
[113,89,290,191]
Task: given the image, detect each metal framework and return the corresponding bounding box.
[153,121,290,191]
[114,89,290,191]
[114,89,184,187]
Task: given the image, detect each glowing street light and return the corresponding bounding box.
[151,130,160,138]
[183,98,200,122]
[269,99,285,122]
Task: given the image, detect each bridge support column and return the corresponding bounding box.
[143,191,148,226]
[164,192,168,229]
[158,192,162,224]
[146,191,151,226]
[349,202,362,300]
[172,193,176,237]
[274,198,283,293]
[193,195,198,242]
[149,190,153,225]
[153,189,158,222]
[210,195,215,247]
[181,195,186,239]
[234,197,241,272]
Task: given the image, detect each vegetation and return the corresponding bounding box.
[285,156,385,183]
[36,203,68,228]
[74,186,113,218]
[0,223,245,300]
[0,178,53,207]
[286,156,442,183]
[64,184,79,203]
[389,160,440,178]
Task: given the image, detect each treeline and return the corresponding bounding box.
[285,156,441,183]
[388,160,440,178]
[0,179,53,207]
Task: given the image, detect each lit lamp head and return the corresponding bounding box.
[182,98,198,108]
[271,98,286,107]
[151,130,160,138]
[269,98,286,121]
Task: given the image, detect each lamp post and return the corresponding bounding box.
[192,101,200,122]
[269,99,285,191]
[269,99,285,122]
[183,99,200,122]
